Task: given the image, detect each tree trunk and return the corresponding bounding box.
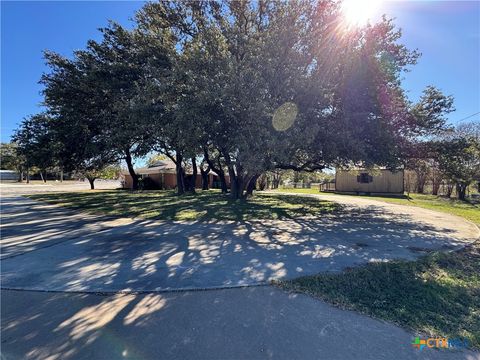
[224,152,244,199]
[87,177,95,190]
[203,149,227,193]
[175,152,185,195]
[214,168,228,194]
[415,172,426,194]
[245,175,259,198]
[228,171,251,199]
[430,165,441,195]
[39,170,45,183]
[234,178,243,199]
[228,166,241,199]
[125,148,138,190]
[446,182,454,198]
[60,169,64,182]
[219,172,228,193]
[26,166,30,184]
[456,182,467,201]
[272,171,281,189]
[200,164,210,190]
[258,174,267,191]
[190,157,197,194]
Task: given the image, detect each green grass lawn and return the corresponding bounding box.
[359,193,480,226]
[27,189,341,221]
[275,188,480,349]
[275,188,480,225]
[278,244,480,348]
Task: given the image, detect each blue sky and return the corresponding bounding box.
[2,1,479,143]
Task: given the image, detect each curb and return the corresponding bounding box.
[0,282,271,296]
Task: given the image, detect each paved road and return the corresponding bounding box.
[2,287,478,360]
[0,180,121,195]
[1,191,478,292]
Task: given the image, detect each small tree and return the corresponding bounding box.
[435,137,480,200]
[406,159,430,194]
[405,86,455,194]
[0,143,24,181]
[12,115,56,183]
[42,23,172,190]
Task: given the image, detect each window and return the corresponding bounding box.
[357,173,373,183]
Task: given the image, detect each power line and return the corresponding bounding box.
[455,111,480,123]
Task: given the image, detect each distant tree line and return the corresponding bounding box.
[8,1,479,198]
[0,139,122,186]
[404,122,480,200]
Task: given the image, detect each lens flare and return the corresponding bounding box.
[272,102,298,131]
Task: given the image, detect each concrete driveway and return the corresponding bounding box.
[1,186,479,360]
[3,287,478,360]
[0,180,121,195]
[1,191,478,292]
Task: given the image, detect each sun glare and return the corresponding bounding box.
[341,0,382,26]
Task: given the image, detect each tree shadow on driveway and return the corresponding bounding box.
[2,287,477,360]
[1,197,475,292]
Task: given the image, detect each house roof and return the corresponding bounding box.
[144,160,177,173]
[121,159,176,176]
[122,159,224,176]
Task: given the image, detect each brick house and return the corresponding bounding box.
[121,160,230,190]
